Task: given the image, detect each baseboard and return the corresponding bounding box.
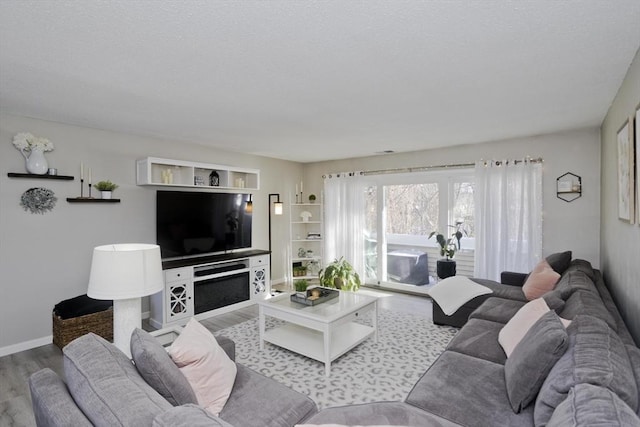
[0,335,53,357]
[142,310,150,320]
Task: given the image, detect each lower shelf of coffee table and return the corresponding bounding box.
[263,322,374,363]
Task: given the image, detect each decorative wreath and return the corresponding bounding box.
[20,187,57,214]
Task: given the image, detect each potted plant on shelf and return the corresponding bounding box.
[318,257,361,292]
[94,180,119,199]
[308,194,317,203]
[293,265,308,277]
[429,220,467,279]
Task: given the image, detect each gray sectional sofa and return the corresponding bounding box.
[306,258,640,426]
[29,257,640,426]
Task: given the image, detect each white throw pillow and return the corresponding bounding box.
[499,298,550,357]
[168,318,237,416]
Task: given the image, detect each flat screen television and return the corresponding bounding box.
[156,191,252,259]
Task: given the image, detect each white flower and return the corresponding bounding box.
[12,132,54,152]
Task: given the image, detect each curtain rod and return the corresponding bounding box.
[359,157,543,177]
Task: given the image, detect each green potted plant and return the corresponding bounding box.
[94,180,119,199]
[294,279,309,297]
[318,257,361,291]
[308,194,317,203]
[429,220,467,279]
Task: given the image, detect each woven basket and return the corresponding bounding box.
[52,307,113,349]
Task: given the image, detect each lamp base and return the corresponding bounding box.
[113,297,142,358]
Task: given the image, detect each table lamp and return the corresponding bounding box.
[87,243,164,357]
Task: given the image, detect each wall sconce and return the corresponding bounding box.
[245,194,253,213]
[268,194,283,272]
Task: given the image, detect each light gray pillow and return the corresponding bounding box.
[131,328,198,406]
[547,384,640,427]
[64,333,172,426]
[534,315,639,426]
[504,310,569,413]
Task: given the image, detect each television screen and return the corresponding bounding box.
[156,191,252,259]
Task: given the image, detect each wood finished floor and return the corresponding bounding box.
[0,287,432,427]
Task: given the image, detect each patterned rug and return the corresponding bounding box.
[213,309,458,410]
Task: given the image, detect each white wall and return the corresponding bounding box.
[304,127,602,264]
[600,48,640,345]
[0,113,302,352]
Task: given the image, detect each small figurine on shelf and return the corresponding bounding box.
[209,170,219,186]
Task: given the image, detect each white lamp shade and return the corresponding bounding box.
[274,202,283,215]
[88,244,164,300]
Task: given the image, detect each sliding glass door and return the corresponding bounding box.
[364,170,474,292]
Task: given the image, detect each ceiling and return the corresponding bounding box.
[1,1,639,163]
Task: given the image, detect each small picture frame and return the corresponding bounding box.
[617,117,635,223]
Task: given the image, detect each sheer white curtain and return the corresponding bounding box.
[474,159,543,281]
[323,173,367,277]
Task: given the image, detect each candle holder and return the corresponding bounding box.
[88,183,93,199]
[80,178,84,198]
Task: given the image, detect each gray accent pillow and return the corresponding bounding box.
[547,384,640,427]
[534,315,639,426]
[545,251,572,275]
[153,404,235,427]
[64,333,172,426]
[504,310,569,413]
[131,328,198,406]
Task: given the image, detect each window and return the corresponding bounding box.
[363,170,474,290]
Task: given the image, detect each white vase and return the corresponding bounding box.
[22,148,49,175]
[100,191,112,199]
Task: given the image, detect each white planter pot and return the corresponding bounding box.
[100,191,112,199]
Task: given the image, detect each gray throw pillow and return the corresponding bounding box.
[131,328,198,406]
[64,333,172,426]
[504,310,569,413]
[534,315,639,426]
[545,251,572,275]
[547,384,640,427]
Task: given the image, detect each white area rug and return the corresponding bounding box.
[213,310,458,410]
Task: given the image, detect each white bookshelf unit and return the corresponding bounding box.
[136,157,260,190]
[289,199,324,283]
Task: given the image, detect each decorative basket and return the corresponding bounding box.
[52,307,113,349]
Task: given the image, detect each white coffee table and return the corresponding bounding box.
[258,290,377,376]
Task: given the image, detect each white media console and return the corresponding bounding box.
[149,250,270,329]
